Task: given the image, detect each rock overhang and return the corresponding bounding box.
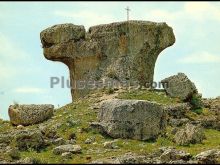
[40,20,176,100]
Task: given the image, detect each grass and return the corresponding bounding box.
[117,89,181,105]
[1,89,220,163]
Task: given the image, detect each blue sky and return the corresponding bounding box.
[0,2,220,120]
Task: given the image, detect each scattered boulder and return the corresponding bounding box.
[164,103,191,119]
[7,148,20,160]
[93,99,167,140]
[52,138,66,145]
[61,152,73,159]
[8,104,54,126]
[202,97,220,113]
[169,118,190,127]
[15,130,45,151]
[194,149,220,164]
[103,141,118,149]
[91,152,148,164]
[161,73,198,101]
[174,123,205,145]
[53,144,81,155]
[159,147,191,163]
[85,137,95,144]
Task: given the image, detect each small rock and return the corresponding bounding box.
[17,125,25,130]
[53,144,81,155]
[103,141,118,149]
[85,137,95,144]
[66,139,76,145]
[159,147,191,163]
[52,138,66,145]
[7,148,20,160]
[61,152,72,159]
[174,123,205,145]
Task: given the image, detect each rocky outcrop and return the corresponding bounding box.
[15,130,45,151]
[174,123,205,146]
[164,103,191,119]
[53,144,82,155]
[194,149,220,164]
[92,99,167,140]
[8,104,54,126]
[40,21,175,100]
[161,73,198,101]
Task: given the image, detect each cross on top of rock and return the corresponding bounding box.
[125,6,131,21]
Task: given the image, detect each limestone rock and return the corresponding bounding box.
[8,104,54,126]
[7,148,20,160]
[15,130,45,151]
[94,99,167,140]
[61,152,73,159]
[40,21,175,100]
[194,149,220,164]
[53,144,81,155]
[174,123,205,145]
[159,147,191,163]
[161,73,198,101]
[164,103,191,119]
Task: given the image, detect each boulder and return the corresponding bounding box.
[174,123,205,145]
[40,21,175,100]
[161,73,198,101]
[8,104,54,126]
[164,103,191,119]
[93,99,167,140]
[15,130,45,151]
[53,144,81,155]
[194,149,220,164]
[159,147,191,163]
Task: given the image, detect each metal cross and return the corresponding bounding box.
[125,6,131,21]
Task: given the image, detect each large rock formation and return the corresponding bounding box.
[91,99,167,141]
[40,21,175,100]
[8,104,54,126]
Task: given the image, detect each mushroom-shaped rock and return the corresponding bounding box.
[40,21,175,100]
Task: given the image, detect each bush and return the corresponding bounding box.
[190,93,203,112]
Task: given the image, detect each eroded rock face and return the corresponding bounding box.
[8,104,54,126]
[161,73,198,101]
[92,99,167,141]
[40,21,175,100]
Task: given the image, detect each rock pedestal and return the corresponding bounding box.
[40,21,175,100]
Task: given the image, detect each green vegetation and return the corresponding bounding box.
[1,89,219,163]
[190,93,203,110]
[117,89,181,105]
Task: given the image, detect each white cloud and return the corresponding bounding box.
[179,51,220,64]
[144,2,220,23]
[14,87,46,94]
[184,2,220,21]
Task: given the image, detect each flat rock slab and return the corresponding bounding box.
[8,104,54,126]
[94,99,167,141]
